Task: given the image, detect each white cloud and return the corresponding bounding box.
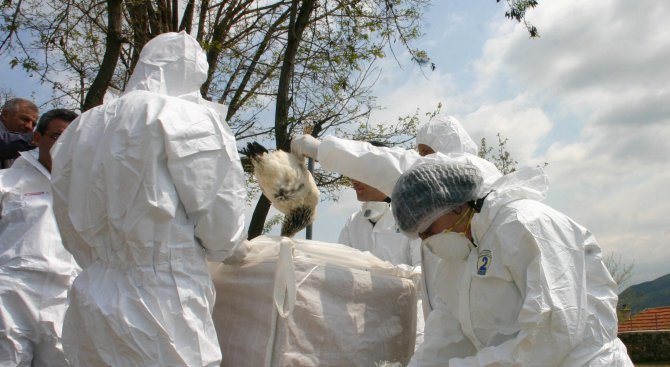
[461,94,553,165]
[468,0,670,285]
[369,62,456,125]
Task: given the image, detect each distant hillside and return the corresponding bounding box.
[618,273,670,315]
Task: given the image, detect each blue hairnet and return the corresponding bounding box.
[391,162,483,236]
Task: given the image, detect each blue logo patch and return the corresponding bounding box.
[477,250,492,275]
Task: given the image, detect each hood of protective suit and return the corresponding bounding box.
[416,116,478,155]
[474,166,549,231]
[126,31,208,101]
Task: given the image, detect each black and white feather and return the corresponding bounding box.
[242,141,319,237]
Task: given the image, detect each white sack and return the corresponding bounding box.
[211,235,419,367]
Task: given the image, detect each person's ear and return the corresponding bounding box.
[32,131,42,145]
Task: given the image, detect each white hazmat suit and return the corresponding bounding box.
[415,116,487,318]
[395,164,633,367]
[314,136,501,198]
[338,202,421,268]
[51,32,247,367]
[415,115,479,156]
[0,150,78,367]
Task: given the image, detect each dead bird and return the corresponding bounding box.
[242,141,319,237]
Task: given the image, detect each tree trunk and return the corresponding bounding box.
[275,0,315,150]
[246,0,316,239]
[247,194,271,240]
[179,0,195,33]
[82,0,123,111]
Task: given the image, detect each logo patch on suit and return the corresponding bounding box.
[24,191,46,196]
[477,250,492,275]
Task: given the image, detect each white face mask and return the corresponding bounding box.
[361,201,389,223]
[422,231,473,262]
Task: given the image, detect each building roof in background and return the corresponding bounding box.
[619,306,670,333]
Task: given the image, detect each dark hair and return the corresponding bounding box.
[35,109,78,134]
[367,140,389,148]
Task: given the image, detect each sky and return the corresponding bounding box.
[3,0,668,288]
[304,0,670,288]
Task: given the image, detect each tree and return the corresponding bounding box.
[1,0,432,238]
[478,133,519,175]
[1,1,540,238]
[498,0,539,37]
[604,253,635,291]
[0,88,16,105]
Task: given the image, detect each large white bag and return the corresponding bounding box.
[210,235,419,367]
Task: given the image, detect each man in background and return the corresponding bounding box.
[0,98,38,169]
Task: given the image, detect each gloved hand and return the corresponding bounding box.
[290,134,320,160]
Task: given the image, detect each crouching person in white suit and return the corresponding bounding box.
[50,32,248,367]
[390,161,633,366]
[414,116,491,332]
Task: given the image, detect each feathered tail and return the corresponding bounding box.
[281,205,316,237]
[241,141,268,160]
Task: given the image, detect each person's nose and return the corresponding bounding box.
[21,119,35,131]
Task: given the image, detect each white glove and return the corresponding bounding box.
[290,134,321,160]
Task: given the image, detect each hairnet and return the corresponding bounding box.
[416,116,478,155]
[392,162,483,236]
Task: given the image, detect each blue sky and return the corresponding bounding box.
[3,0,668,287]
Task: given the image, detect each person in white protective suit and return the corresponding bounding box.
[338,142,422,269]
[388,161,633,366]
[414,116,486,321]
[0,109,79,367]
[50,32,248,367]
[338,177,421,268]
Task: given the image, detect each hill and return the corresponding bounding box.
[618,273,670,315]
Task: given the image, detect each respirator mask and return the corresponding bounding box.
[422,208,474,261]
[362,201,390,223]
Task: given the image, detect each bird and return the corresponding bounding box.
[242,141,319,237]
